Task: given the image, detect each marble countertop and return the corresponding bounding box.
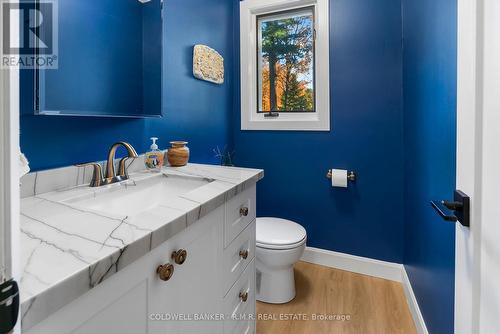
[19,163,263,330]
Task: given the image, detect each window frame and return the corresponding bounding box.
[240,0,330,131]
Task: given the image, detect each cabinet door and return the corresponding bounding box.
[148,207,223,334]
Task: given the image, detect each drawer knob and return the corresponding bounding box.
[157,263,174,281]
[239,250,249,260]
[239,291,249,302]
[240,207,249,217]
[171,249,188,265]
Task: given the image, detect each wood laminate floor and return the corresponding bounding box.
[257,261,416,334]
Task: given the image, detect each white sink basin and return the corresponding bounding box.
[64,173,212,217]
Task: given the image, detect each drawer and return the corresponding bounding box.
[223,259,256,334]
[222,220,256,295]
[224,186,256,248]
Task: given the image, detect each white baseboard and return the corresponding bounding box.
[300,247,428,333]
[401,268,429,334]
[301,247,403,282]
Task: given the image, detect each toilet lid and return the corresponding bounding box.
[256,217,307,249]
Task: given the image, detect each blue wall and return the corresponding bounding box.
[232,0,405,263]
[20,2,458,331]
[20,0,234,171]
[402,0,457,332]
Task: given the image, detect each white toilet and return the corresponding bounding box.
[256,217,307,304]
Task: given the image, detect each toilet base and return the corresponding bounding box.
[256,263,296,304]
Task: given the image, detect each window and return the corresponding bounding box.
[257,8,315,114]
[241,0,330,131]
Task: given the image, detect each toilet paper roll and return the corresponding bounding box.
[331,169,348,188]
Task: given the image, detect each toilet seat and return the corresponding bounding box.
[256,237,306,250]
[256,217,307,250]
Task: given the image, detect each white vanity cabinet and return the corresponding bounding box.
[148,205,223,334]
[25,186,257,334]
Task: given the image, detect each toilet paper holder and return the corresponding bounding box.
[326,170,356,182]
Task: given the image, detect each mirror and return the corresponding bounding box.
[35,0,163,118]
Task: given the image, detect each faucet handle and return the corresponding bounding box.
[75,163,104,187]
[117,156,136,179]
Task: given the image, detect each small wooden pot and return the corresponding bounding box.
[167,141,190,167]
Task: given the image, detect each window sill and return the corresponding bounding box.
[241,114,331,131]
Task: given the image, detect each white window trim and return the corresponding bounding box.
[240,0,330,131]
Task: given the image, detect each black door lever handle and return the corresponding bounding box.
[442,200,463,210]
[431,201,458,222]
[431,190,470,227]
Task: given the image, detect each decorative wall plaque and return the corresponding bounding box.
[193,45,224,84]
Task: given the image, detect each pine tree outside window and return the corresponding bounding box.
[257,8,315,114]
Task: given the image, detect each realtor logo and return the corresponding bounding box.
[1,0,58,69]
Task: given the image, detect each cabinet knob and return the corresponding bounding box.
[239,291,249,302]
[157,263,174,281]
[171,249,188,265]
[240,207,249,217]
[239,250,249,260]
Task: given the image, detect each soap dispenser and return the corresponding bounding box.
[145,137,164,172]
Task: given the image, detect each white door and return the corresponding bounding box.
[0,19,21,334]
[474,0,500,332]
[456,0,500,332]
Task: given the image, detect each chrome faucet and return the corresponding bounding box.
[76,142,139,187]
